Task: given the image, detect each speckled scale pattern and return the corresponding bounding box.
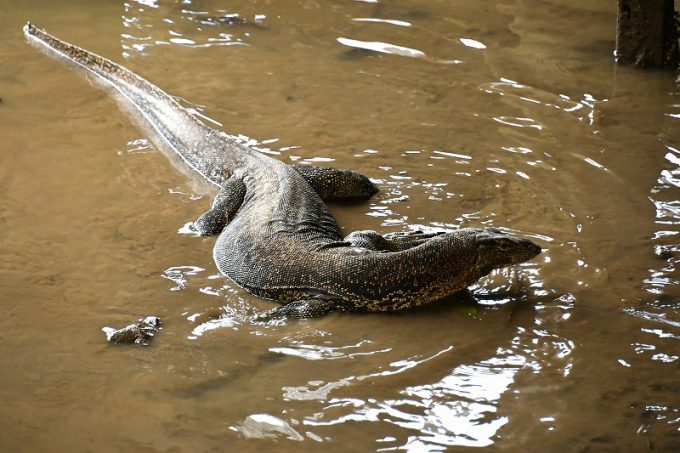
[25,23,541,314]
[217,227,481,312]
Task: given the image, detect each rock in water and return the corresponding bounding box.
[102,316,161,345]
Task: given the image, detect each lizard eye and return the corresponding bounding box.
[498,239,514,251]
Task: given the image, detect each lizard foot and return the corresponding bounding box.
[252,299,342,322]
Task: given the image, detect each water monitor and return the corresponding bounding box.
[24,23,541,321]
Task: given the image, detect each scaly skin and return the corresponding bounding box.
[24,23,541,319]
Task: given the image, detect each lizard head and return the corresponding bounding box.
[473,228,542,275]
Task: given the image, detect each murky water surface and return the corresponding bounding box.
[1,0,679,451]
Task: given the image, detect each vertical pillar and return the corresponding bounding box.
[616,0,679,67]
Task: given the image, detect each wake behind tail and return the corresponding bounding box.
[23,22,240,186]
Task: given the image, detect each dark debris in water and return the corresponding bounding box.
[102,316,161,346]
[194,14,265,28]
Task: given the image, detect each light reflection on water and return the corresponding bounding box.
[122,0,256,55]
[480,77,608,131]
[646,144,680,296]
[298,348,523,449]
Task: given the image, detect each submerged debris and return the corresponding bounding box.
[102,316,161,345]
[195,14,265,28]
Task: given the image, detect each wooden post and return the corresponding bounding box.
[616,0,679,67]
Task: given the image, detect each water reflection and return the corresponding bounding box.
[352,18,412,28]
[337,37,426,59]
[162,264,204,290]
[292,340,568,449]
[122,0,258,57]
[271,339,390,362]
[459,38,486,50]
[232,413,305,441]
[646,144,680,296]
[480,77,608,132]
[117,137,154,155]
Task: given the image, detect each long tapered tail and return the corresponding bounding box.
[23,22,246,185]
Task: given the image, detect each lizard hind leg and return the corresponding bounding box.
[192,176,246,236]
[293,165,378,201]
[344,230,392,251]
[252,299,343,322]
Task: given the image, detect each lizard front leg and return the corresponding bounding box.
[252,299,345,321]
[344,229,446,252]
[192,176,246,236]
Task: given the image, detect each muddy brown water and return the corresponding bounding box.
[1,0,679,451]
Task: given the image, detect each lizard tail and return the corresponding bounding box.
[24,22,248,185]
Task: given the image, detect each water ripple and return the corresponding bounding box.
[459,38,486,49]
[300,347,528,449]
[161,265,205,291]
[492,116,543,130]
[645,144,680,297]
[271,339,390,361]
[479,77,607,132]
[352,18,412,28]
[231,414,305,441]
[337,37,461,64]
[337,37,425,59]
[121,0,259,56]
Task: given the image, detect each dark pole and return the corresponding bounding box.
[616,0,679,68]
